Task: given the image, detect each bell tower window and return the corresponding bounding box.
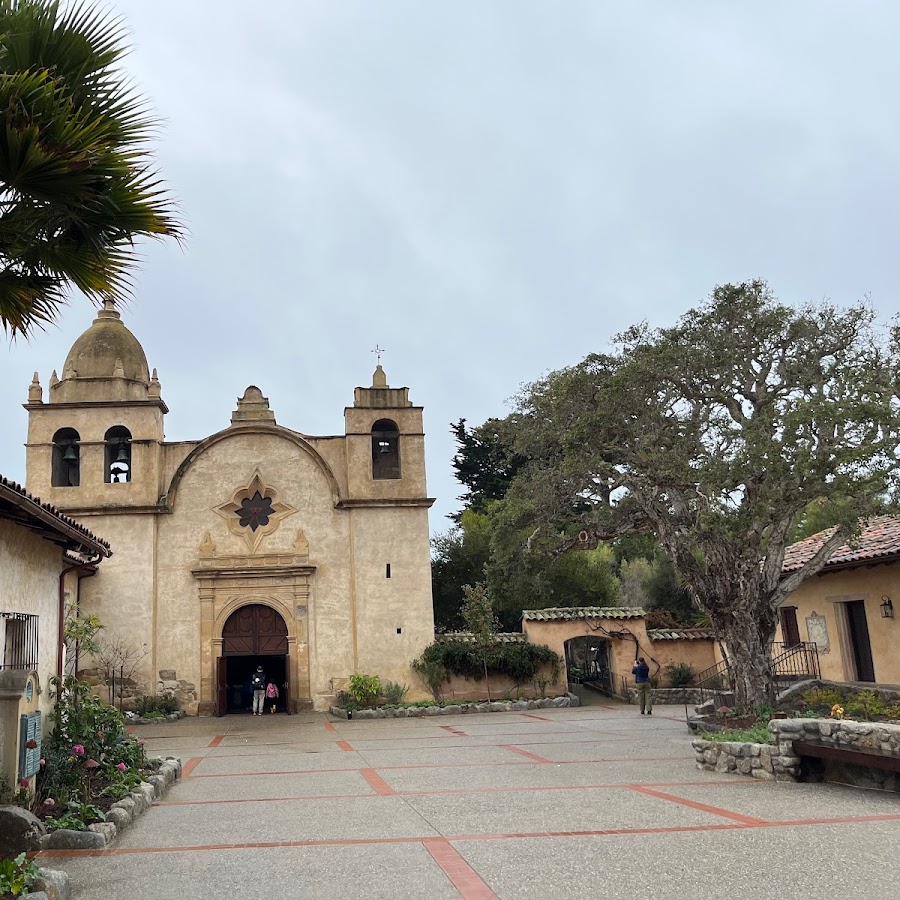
[104,426,132,484]
[52,428,81,487]
[371,419,401,480]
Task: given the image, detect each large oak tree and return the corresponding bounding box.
[508,280,900,710]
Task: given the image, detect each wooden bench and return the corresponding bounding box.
[792,739,900,779]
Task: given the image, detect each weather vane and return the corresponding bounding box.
[371,344,385,365]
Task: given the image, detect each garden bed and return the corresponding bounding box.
[331,694,580,719]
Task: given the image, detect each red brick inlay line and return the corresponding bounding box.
[628,785,767,825]
[323,722,337,733]
[519,713,554,722]
[440,725,468,736]
[359,768,396,796]
[424,838,497,899]
[36,814,900,859]
[207,735,225,748]
[180,757,204,778]
[499,745,552,763]
[336,740,354,752]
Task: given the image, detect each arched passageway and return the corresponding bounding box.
[217,604,290,715]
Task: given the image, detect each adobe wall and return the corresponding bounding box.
[777,563,900,684]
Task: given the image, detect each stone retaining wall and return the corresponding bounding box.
[623,687,703,705]
[331,694,579,719]
[693,718,900,790]
[41,757,182,851]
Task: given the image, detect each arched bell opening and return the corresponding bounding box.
[371,418,400,480]
[51,428,81,487]
[104,425,132,484]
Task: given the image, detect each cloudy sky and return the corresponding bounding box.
[2,1,898,530]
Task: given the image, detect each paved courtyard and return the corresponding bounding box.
[39,700,900,899]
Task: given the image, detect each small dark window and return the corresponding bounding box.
[396,627,402,635]
[372,419,400,480]
[104,426,132,483]
[386,563,391,578]
[51,428,80,487]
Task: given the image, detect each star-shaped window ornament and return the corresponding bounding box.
[238,491,275,531]
[214,470,296,552]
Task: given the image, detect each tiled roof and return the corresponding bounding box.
[647,628,715,641]
[436,632,526,644]
[782,515,900,574]
[522,607,646,622]
[0,475,111,557]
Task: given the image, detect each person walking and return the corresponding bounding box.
[266,680,280,713]
[632,656,652,715]
[250,665,267,715]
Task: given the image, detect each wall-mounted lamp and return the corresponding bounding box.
[881,595,894,619]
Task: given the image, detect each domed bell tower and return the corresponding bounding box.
[24,301,167,512]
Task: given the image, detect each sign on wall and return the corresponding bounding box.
[805,612,830,653]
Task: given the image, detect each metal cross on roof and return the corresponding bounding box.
[371,344,385,364]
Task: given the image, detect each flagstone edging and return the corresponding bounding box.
[329,693,580,719]
[41,757,182,851]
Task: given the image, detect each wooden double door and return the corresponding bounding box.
[216,604,291,715]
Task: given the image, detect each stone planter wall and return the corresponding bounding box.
[330,694,579,719]
[623,687,703,705]
[40,757,182,851]
[692,736,789,781]
[125,709,187,725]
[693,718,900,790]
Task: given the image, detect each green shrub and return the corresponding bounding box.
[800,687,845,712]
[135,692,178,717]
[381,681,409,705]
[665,662,696,688]
[412,640,562,692]
[703,723,773,744]
[38,676,145,806]
[0,853,40,898]
[348,673,381,709]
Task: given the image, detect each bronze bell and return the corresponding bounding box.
[115,442,129,463]
[62,443,78,462]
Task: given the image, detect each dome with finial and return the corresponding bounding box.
[61,300,150,382]
[50,301,156,404]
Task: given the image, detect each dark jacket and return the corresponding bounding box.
[632,661,650,684]
[251,671,266,691]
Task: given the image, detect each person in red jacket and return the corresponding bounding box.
[266,680,279,714]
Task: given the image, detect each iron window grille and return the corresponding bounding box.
[0,612,39,671]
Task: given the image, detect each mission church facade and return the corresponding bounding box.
[23,301,435,713]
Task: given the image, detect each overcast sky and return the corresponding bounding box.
[2,1,899,531]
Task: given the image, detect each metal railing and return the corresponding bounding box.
[0,612,39,671]
[771,641,820,690]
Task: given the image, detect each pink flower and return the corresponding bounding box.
[71,744,85,756]
[39,758,45,767]
[43,798,55,807]
[19,778,29,788]
[116,762,127,772]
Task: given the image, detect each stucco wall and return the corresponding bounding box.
[522,617,716,692]
[0,519,79,786]
[777,563,900,684]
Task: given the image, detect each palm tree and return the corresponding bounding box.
[0,0,182,336]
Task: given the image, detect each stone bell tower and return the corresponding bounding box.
[23,300,167,513]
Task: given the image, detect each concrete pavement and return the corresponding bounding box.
[38,701,900,898]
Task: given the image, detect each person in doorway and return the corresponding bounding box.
[632,656,652,715]
[250,665,266,715]
[266,680,279,713]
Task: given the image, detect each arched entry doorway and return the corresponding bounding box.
[216,604,291,715]
[564,636,613,694]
